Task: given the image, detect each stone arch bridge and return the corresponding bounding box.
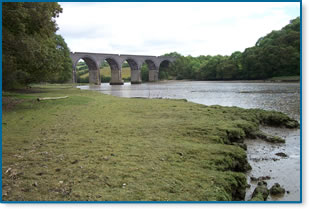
[70,52,177,85]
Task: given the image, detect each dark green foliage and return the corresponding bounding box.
[48,35,73,83]
[242,18,300,79]
[264,135,285,143]
[122,62,129,68]
[76,61,89,71]
[225,128,246,143]
[2,2,71,89]
[100,61,109,68]
[224,172,248,200]
[233,120,258,138]
[163,17,300,81]
[77,69,89,77]
[75,62,89,80]
[123,77,131,82]
[253,131,285,143]
[250,181,269,201]
[257,110,299,128]
[141,63,149,81]
[212,148,251,172]
[158,60,171,80]
[101,76,111,83]
[163,52,182,58]
[76,76,89,83]
[270,183,285,195]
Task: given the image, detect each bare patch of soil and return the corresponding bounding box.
[2,97,24,111]
[9,88,46,94]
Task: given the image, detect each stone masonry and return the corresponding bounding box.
[70,52,177,85]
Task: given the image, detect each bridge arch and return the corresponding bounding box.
[104,57,121,71]
[74,55,100,85]
[158,59,172,80]
[103,57,123,85]
[70,52,177,85]
[144,59,159,82]
[124,58,139,71]
[145,59,157,71]
[159,59,172,67]
[121,58,141,84]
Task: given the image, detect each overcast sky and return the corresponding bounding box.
[56,2,300,57]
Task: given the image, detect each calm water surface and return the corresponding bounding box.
[78,80,300,201]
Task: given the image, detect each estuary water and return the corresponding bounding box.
[77,80,301,201]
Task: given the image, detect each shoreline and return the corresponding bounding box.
[2,84,299,201]
[245,126,300,201]
[75,79,300,86]
[88,82,300,201]
[158,79,300,83]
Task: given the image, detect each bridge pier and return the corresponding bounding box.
[149,69,159,82]
[72,69,77,83]
[89,69,101,85]
[110,69,124,85]
[131,69,142,84]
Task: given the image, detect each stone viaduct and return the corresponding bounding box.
[70,52,177,85]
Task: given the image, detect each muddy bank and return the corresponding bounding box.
[245,126,300,201]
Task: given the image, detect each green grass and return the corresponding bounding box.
[2,84,298,201]
[80,67,131,79]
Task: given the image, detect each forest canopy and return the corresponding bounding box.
[161,17,300,81]
[2,2,72,90]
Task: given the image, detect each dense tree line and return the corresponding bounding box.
[2,2,72,89]
[162,17,300,81]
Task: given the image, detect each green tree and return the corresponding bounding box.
[141,63,149,81]
[2,2,71,89]
[242,16,300,79]
[48,35,73,83]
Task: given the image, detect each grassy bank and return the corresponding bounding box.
[2,84,298,201]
